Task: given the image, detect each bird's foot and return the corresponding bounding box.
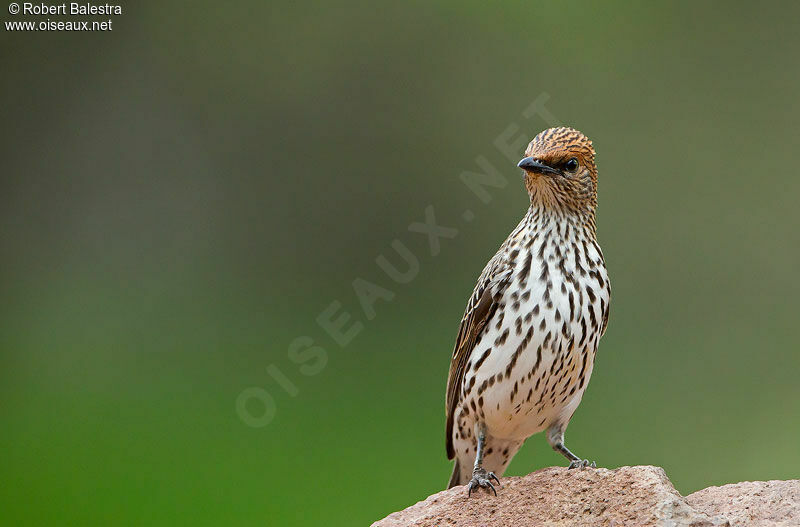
[568,459,596,470]
[466,467,500,497]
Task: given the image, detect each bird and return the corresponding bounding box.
[444,127,610,495]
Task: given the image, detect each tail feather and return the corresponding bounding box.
[447,461,463,489]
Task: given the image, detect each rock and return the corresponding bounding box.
[687,480,800,527]
[373,466,726,527]
[373,465,800,526]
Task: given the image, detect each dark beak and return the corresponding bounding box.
[518,157,559,176]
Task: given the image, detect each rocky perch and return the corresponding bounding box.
[372,466,799,526]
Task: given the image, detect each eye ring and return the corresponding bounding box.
[565,158,579,172]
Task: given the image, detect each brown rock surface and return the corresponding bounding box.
[373,466,800,526]
[687,480,800,527]
[373,465,727,527]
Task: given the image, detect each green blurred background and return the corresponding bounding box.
[2,1,799,525]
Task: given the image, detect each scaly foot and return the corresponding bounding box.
[467,467,500,496]
[568,459,597,469]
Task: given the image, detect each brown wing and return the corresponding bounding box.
[600,291,611,337]
[445,261,511,459]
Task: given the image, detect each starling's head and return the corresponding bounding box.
[518,127,598,214]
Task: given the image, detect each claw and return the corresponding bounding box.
[568,459,596,470]
[466,468,500,497]
[486,480,497,496]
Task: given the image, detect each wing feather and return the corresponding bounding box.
[444,260,512,459]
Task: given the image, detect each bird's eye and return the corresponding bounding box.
[565,158,579,172]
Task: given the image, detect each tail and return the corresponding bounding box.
[447,460,464,489]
